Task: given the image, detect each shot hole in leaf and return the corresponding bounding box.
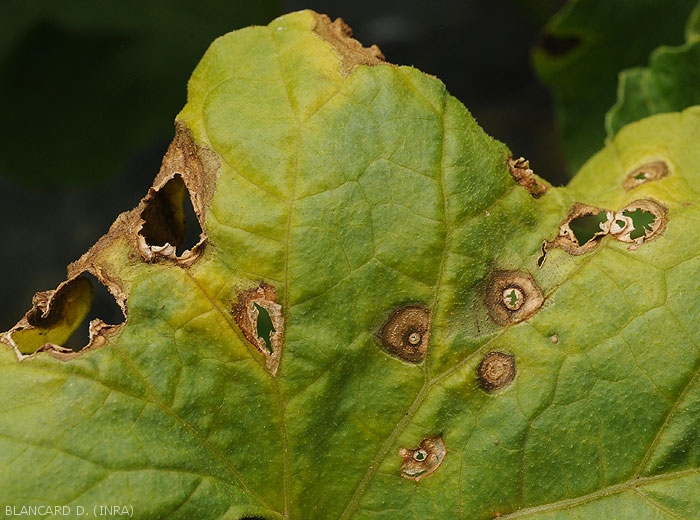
[398,436,446,481]
[568,210,610,245]
[610,208,656,240]
[232,282,284,376]
[610,199,667,246]
[620,208,656,240]
[623,160,668,190]
[547,203,612,255]
[485,270,544,326]
[253,303,275,354]
[63,273,125,352]
[8,273,125,356]
[502,287,524,311]
[139,173,203,259]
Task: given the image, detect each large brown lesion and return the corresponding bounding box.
[544,199,668,257]
[546,203,612,256]
[135,123,217,264]
[69,122,218,270]
[609,199,667,247]
[399,436,447,481]
[312,13,385,76]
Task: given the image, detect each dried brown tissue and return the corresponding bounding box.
[485,270,544,326]
[378,304,432,363]
[232,282,284,377]
[399,436,447,481]
[545,199,667,257]
[507,156,549,198]
[312,12,385,75]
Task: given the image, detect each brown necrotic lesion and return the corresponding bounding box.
[398,436,446,481]
[477,351,516,392]
[546,199,667,256]
[484,270,544,326]
[3,272,126,359]
[623,160,668,190]
[507,156,549,198]
[232,282,284,376]
[609,199,667,247]
[548,204,613,256]
[134,123,213,265]
[378,304,432,363]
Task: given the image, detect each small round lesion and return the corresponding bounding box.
[485,271,544,326]
[623,160,668,190]
[477,351,516,392]
[379,304,431,363]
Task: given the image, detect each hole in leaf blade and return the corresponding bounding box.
[568,211,610,245]
[253,303,276,354]
[139,173,202,257]
[9,273,125,356]
[610,199,667,246]
[548,204,612,255]
[622,208,656,240]
[63,273,125,352]
[485,271,544,326]
[232,282,284,376]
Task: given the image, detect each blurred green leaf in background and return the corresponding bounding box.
[533,0,697,175]
[0,0,280,187]
[606,2,700,138]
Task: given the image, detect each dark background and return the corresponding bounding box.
[0,0,565,335]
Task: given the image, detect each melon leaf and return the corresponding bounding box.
[2,11,699,519]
